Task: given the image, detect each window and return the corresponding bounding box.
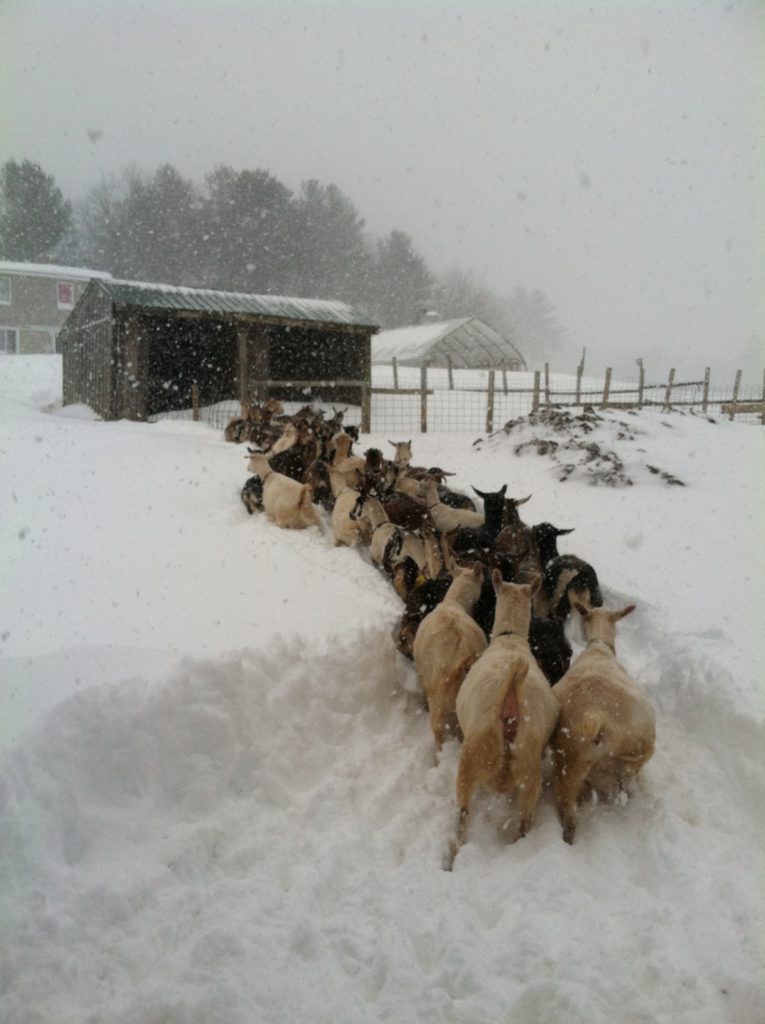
[57,281,75,308]
[0,276,10,304]
[0,328,19,353]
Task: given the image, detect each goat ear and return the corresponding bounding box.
[472,486,486,500]
[612,604,636,621]
[491,567,503,592]
[499,484,507,497]
[572,601,591,619]
[527,574,542,597]
[388,440,395,447]
[471,561,483,580]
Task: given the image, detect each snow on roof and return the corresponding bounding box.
[372,316,526,368]
[97,278,377,327]
[371,318,473,362]
[0,260,113,281]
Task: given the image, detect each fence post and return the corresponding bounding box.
[761,368,765,426]
[729,369,742,420]
[601,368,612,409]
[502,366,508,395]
[544,362,551,407]
[447,356,454,390]
[486,370,495,434]
[361,386,371,433]
[191,383,200,422]
[702,367,710,414]
[531,370,541,413]
[420,363,428,433]
[392,357,399,391]
[575,362,583,406]
[664,367,676,409]
[637,364,645,409]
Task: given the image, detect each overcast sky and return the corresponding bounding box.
[1,0,763,380]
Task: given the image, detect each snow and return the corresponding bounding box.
[0,260,113,280]
[1,355,764,1024]
[372,318,472,362]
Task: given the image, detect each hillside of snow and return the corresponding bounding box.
[1,355,763,1024]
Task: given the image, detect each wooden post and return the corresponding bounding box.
[637,364,645,409]
[729,369,742,420]
[361,386,371,433]
[664,367,676,410]
[761,368,765,425]
[575,362,583,406]
[420,363,428,433]
[237,326,250,413]
[447,355,454,390]
[601,368,612,409]
[502,366,508,395]
[391,357,399,391]
[531,370,541,413]
[486,370,495,434]
[544,362,550,407]
[191,383,200,422]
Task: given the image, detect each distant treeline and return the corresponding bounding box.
[0,157,565,356]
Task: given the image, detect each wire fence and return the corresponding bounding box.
[150,362,765,434]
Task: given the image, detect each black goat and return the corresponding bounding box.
[528,615,572,685]
[240,475,264,515]
[450,484,507,561]
[541,554,603,619]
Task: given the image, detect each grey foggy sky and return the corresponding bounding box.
[1,0,763,380]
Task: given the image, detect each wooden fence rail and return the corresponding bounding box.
[240,365,765,433]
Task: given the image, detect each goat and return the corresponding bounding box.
[551,602,655,844]
[380,492,432,531]
[422,478,484,533]
[245,451,320,530]
[538,553,603,620]
[391,557,453,660]
[447,573,559,869]
[351,493,427,572]
[450,484,508,561]
[330,485,366,547]
[413,563,487,751]
[528,615,572,685]
[240,475,264,515]
[388,439,413,470]
[302,459,335,513]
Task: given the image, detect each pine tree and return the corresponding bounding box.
[369,230,433,327]
[0,159,73,261]
[200,166,293,293]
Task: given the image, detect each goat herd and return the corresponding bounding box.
[228,401,657,869]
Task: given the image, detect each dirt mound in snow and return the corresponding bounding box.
[477,405,686,487]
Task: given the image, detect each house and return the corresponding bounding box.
[0,260,113,354]
[60,277,378,421]
[371,316,526,370]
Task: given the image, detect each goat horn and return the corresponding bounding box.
[556,527,575,535]
[516,494,532,505]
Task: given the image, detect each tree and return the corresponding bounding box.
[200,166,293,293]
[0,159,72,261]
[368,230,433,328]
[431,267,505,327]
[76,164,202,283]
[287,180,372,303]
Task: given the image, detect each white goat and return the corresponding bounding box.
[551,602,655,844]
[388,439,413,470]
[413,563,487,751]
[331,486,366,547]
[421,478,484,532]
[351,494,427,571]
[448,573,559,868]
[245,452,319,530]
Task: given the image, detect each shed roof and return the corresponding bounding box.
[96,278,377,329]
[0,260,113,281]
[372,316,525,368]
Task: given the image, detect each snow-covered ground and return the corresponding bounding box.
[1,355,763,1024]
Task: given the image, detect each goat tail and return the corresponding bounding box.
[500,661,530,745]
[582,710,605,744]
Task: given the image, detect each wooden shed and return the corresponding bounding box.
[60,278,378,421]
